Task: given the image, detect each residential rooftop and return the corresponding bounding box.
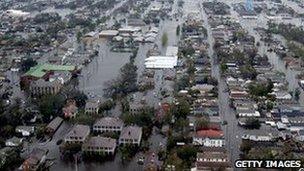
[82,136,116,149]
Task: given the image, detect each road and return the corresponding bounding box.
[199,0,304,166]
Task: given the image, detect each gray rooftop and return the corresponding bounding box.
[66,124,90,138]
[83,136,116,149]
[94,117,124,127]
[46,116,63,130]
[119,126,142,140]
[85,100,100,109]
[16,126,34,132]
[30,78,61,88]
[197,151,228,160]
[26,148,47,166]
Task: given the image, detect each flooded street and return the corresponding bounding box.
[79,41,131,100]
[200,0,304,165]
[50,0,181,170]
[3,0,303,170]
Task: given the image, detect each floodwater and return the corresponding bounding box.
[78,40,131,100]
[50,0,180,170]
[201,0,304,165]
[48,0,304,170]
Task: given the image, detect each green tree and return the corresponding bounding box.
[2,125,14,137]
[39,94,65,122]
[36,124,46,139]
[99,99,115,112]
[244,118,261,129]
[173,99,190,119]
[248,81,273,97]
[162,32,168,47]
[176,146,197,167]
[76,31,83,42]
[66,90,88,108]
[0,148,22,170]
[21,58,37,72]
[220,62,228,74]
[195,118,209,130]
[240,140,252,153]
[165,152,183,170]
[294,88,301,101]
[119,144,139,162]
[176,25,180,36]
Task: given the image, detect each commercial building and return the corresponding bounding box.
[145,46,179,69]
[29,79,62,97]
[21,64,76,88]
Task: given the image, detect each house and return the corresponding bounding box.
[288,117,304,131]
[82,136,116,155]
[129,101,146,114]
[62,99,78,118]
[193,129,225,147]
[93,117,124,132]
[45,117,63,135]
[99,30,119,38]
[270,91,292,101]
[296,130,304,141]
[194,151,232,171]
[256,71,286,84]
[191,84,215,94]
[226,77,245,87]
[119,126,142,145]
[85,100,100,114]
[16,126,35,136]
[236,108,260,117]
[271,105,304,118]
[64,124,90,144]
[241,134,274,142]
[22,148,48,171]
[5,137,23,147]
[118,26,141,34]
[29,79,62,97]
[127,18,146,27]
[229,90,249,100]
[232,99,257,110]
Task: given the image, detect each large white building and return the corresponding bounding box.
[145,46,179,69]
